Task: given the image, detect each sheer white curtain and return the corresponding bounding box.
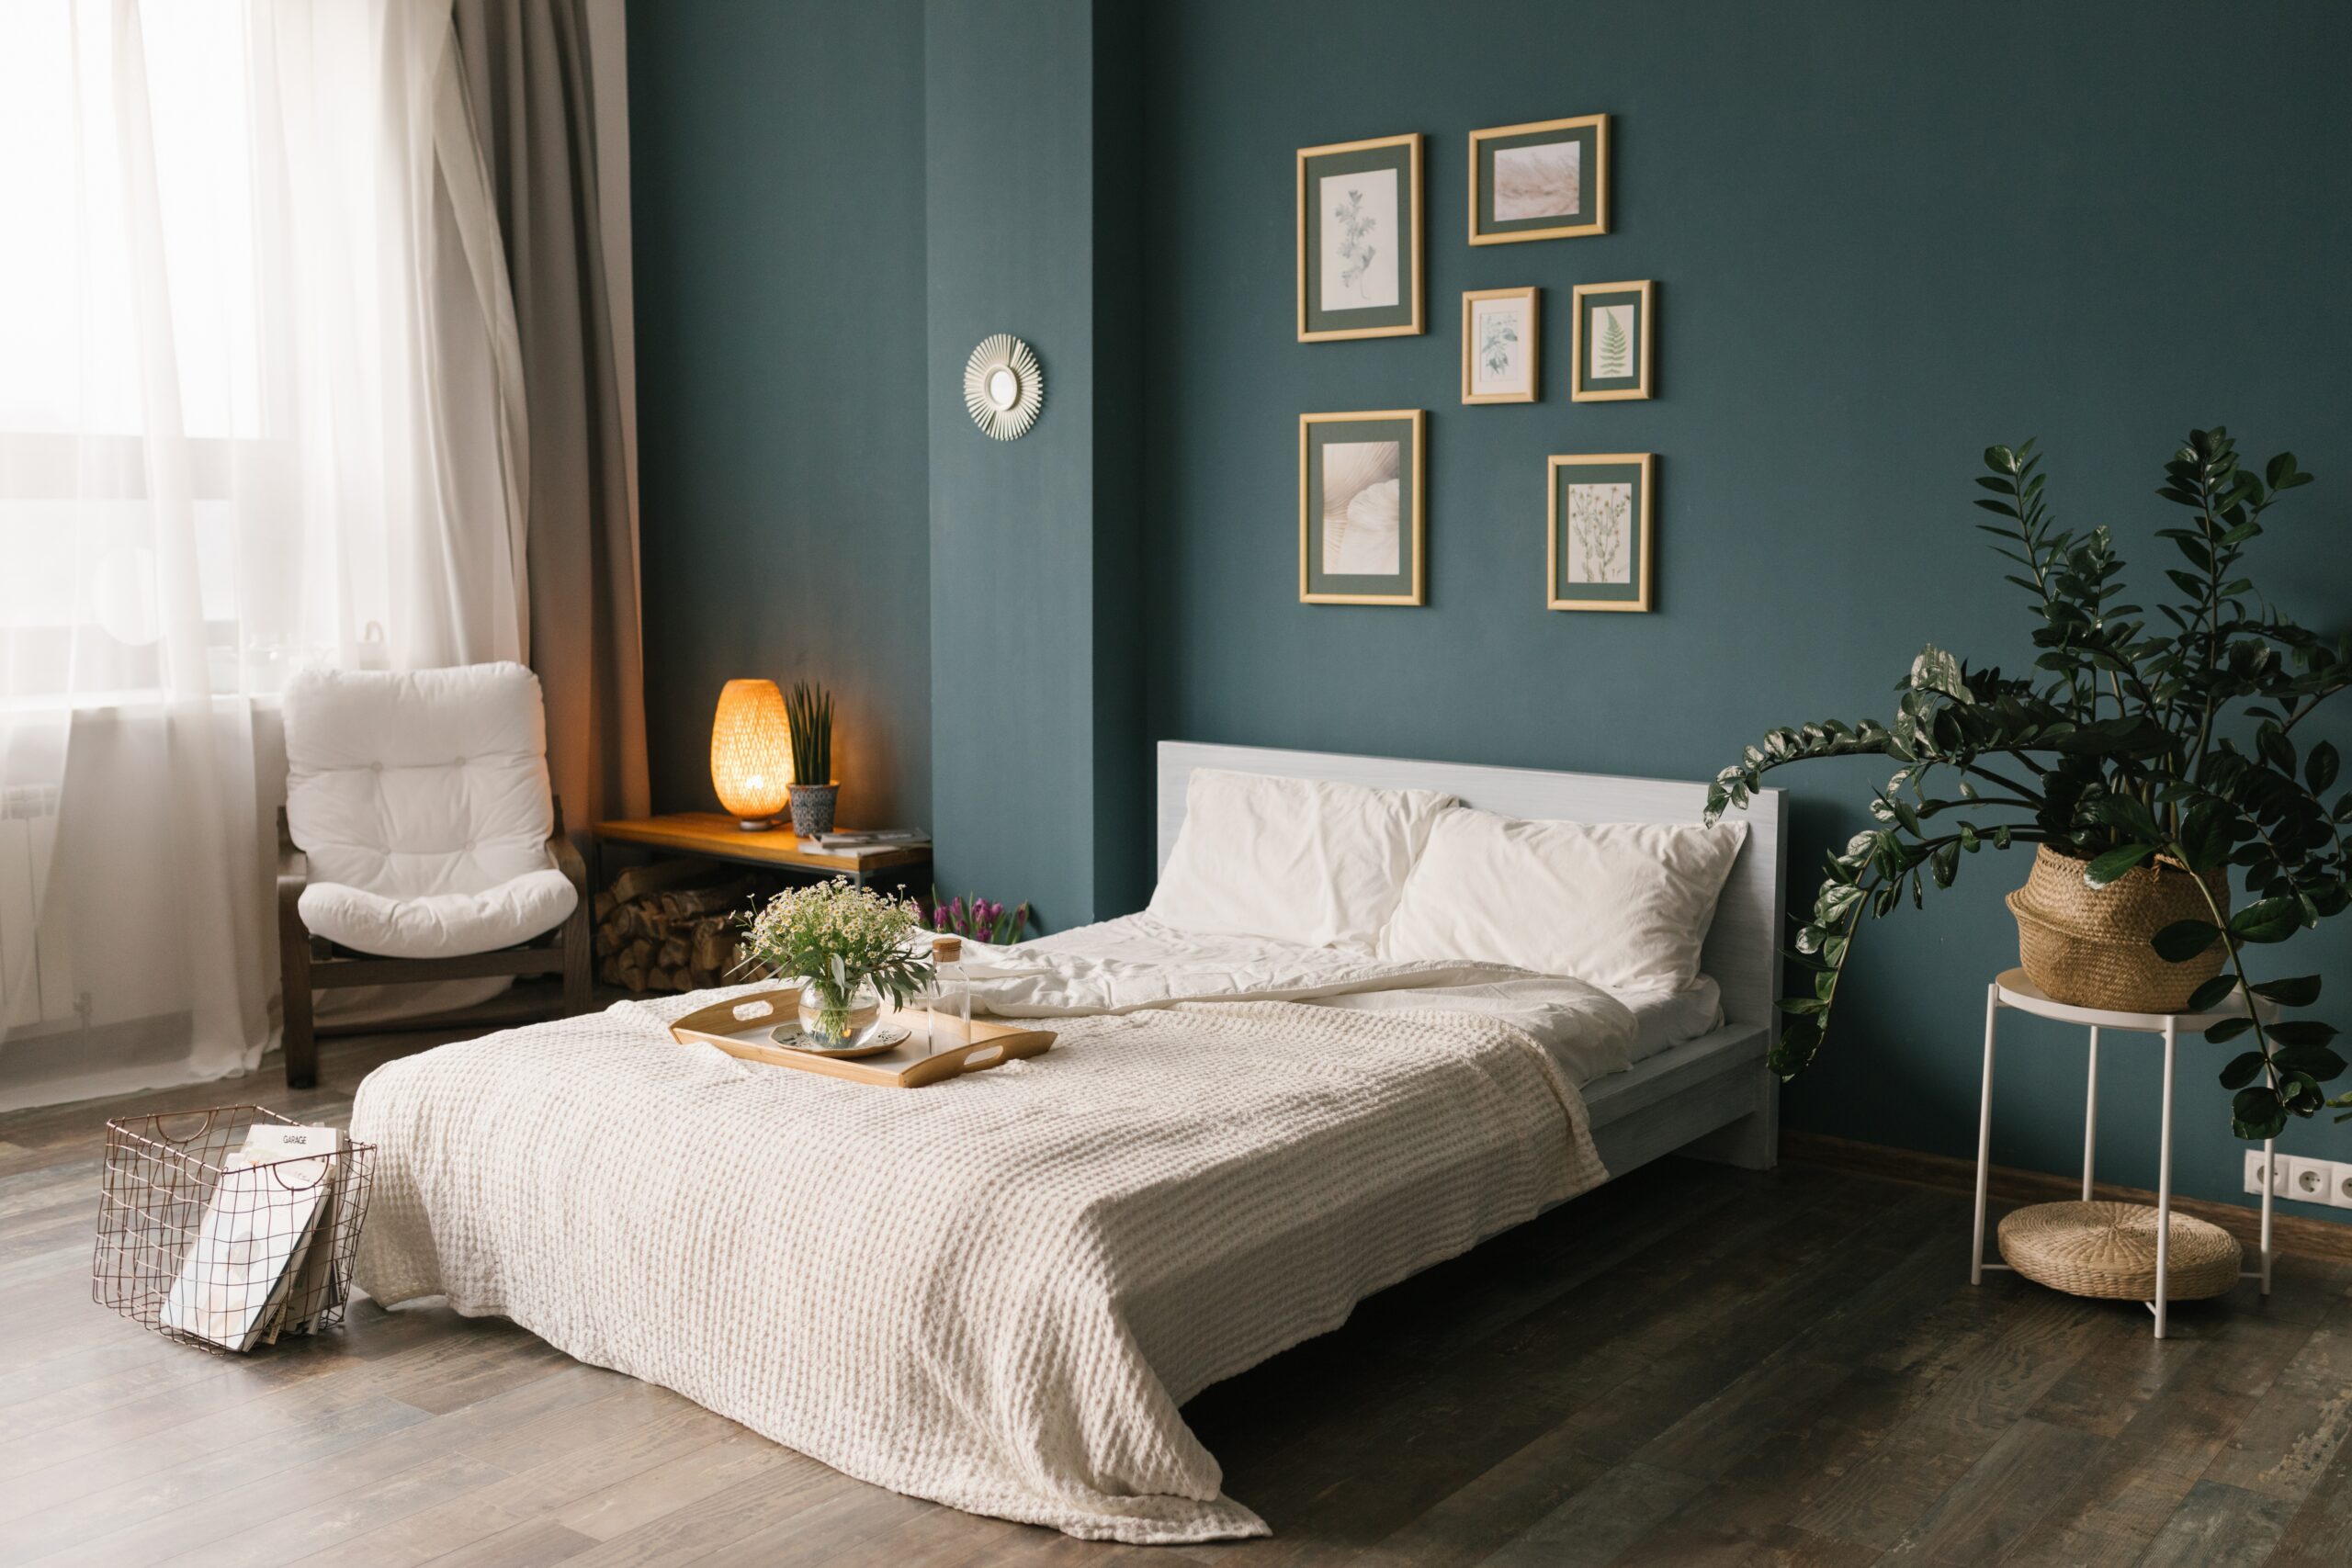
[0,0,528,1109]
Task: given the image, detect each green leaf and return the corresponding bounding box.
[2273,1044,2346,1081]
[1908,645,1969,699]
[2174,800,2233,874]
[2220,1050,2267,1090]
[2308,741,2340,795]
[2088,794,2163,841]
[2206,1015,2256,1043]
[2084,842,2155,886]
[2233,1086,2290,1141]
[2267,1019,2339,1047]
[2153,919,2223,963]
[2186,974,2241,1013]
[2251,974,2323,1008]
[2231,897,2305,944]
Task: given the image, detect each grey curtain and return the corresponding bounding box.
[452,0,650,837]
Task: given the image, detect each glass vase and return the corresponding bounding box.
[798,979,882,1049]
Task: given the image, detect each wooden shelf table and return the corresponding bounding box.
[594,812,933,895]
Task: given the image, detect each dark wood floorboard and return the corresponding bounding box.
[3,1021,2347,1567]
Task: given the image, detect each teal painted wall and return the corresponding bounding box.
[925,0,1146,931]
[628,1,932,828]
[1138,0,2352,1218]
[626,1,2352,1222]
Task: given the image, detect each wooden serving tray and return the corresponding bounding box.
[668,988,1055,1089]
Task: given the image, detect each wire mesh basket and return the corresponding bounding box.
[93,1105,376,1353]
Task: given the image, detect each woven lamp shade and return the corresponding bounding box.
[710,679,794,828]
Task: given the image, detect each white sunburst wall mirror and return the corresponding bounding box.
[964,334,1044,440]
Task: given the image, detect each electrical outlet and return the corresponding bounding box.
[2333,1162,2352,1211]
[2245,1150,2292,1197]
[2287,1156,2333,1202]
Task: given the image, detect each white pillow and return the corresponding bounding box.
[1148,769,1456,948]
[1377,809,1748,991]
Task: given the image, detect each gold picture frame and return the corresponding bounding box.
[1296,133,1425,342]
[1547,453,1653,612]
[1461,288,1540,405]
[1300,411,1426,605]
[1469,113,1609,244]
[1571,280,1654,402]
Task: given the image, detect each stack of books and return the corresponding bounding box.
[802,829,931,858]
[159,1123,354,1351]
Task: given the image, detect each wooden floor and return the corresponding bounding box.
[6,1028,2351,1567]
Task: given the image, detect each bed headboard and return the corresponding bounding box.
[1155,742,1789,1030]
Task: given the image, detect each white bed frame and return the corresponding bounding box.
[1158,742,1789,1174]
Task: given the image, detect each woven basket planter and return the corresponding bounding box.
[1997,1200,2240,1302]
[2005,844,2229,1012]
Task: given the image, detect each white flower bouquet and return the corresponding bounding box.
[738,878,933,1045]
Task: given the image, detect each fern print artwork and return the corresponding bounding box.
[1591,304,1634,380]
[1317,169,1399,310]
[1566,482,1633,583]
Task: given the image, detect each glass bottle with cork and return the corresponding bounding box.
[922,935,969,1055]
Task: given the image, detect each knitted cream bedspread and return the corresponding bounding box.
[352,984,1611,1542]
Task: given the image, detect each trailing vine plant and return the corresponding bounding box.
[1706,430,2352,1140]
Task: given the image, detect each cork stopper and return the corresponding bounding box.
[932,936,963,964]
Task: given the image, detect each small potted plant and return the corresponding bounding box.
[1711,429,2350,1142]
[785,681,838,836]
[738,877,932,1050]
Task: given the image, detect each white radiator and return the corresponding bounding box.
[0,784,74,1031]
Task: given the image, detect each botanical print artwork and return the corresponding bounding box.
[1492,141,1581,220]
[1590,304,1635,380]
[1318,168,1398,310]
[1321,438,1402,575]
[1477,308,1520,382]
[1469,300,1532,398]
[1566,482,1634,583]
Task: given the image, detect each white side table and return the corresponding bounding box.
[1971,967,2275,1338]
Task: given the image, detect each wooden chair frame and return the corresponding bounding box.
[277,797,593,1088]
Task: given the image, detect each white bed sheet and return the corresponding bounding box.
[1007,914,1718,1081]
[1613,975,1724,1062]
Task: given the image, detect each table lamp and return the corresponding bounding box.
[710,678,793,829]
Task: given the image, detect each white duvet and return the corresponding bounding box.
[352,923,1628,1542]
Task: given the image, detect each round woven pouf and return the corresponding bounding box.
[1997,1201,2241,1302]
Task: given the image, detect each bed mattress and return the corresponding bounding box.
[351,938,1626,1542]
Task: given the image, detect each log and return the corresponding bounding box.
[609,858,718,906]
[596,870,754,995]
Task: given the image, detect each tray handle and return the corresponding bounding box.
[897,1029,1056,1089]
[670,987,801,1041]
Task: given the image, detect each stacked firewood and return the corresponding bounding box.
[594,863,763,994]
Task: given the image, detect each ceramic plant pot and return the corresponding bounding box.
[788,782,839,837]
[2005,844,2231,1011]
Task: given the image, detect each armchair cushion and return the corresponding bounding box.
[284,662,575,958]
[299,870,579,960]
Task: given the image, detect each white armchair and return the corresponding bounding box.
[277,662,590,1087]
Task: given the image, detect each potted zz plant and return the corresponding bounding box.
[738,877,932,1049]
[786,681,838,836]
[1709,429,2350,1141]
